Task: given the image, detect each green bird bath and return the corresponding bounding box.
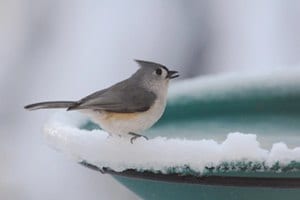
[44,70,300,200]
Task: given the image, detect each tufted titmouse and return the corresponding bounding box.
[25,60,179,143]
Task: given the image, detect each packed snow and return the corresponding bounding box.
[44,112,300,174]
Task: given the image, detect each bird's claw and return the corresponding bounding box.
[129,132,148,144]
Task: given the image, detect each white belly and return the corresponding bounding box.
[83,98,167,137]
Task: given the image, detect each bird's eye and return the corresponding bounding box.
[155,68,162,75]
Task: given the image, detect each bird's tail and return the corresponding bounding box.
[24,101,76,111]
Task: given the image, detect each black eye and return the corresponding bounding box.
[155,68,162,75]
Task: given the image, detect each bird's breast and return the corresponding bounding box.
[103,112,140,121]
[85,97,167,135]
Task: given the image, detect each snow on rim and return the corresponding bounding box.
[43,112,300,174]
[168,68,300,102]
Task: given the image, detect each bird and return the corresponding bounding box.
[25,60,179,143]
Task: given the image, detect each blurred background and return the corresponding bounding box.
[1,0,300,199]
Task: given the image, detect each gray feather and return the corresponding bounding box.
[25,60,163,113]
[68,78,156,113]
[134,59,168,71]
[24,101,76,111]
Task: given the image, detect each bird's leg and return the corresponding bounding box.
[128,132,148,144]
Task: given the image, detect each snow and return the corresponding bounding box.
[168,68,300,103]
[44,111,300,174]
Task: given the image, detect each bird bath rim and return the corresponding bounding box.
[79,161,300,189]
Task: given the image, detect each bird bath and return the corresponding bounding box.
[44,70,300,200]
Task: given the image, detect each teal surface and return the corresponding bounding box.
[115,176,300,200]
[149,83,300,148]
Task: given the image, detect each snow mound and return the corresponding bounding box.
[44,112,300,174]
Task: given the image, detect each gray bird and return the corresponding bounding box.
[25,60,179,143]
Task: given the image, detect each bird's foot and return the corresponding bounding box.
[128,132,148,144]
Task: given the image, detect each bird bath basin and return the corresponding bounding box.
[44,70,300,200]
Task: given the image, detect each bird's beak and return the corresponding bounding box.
[167,70,179,79]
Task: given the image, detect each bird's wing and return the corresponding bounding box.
[68,80,156,113]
